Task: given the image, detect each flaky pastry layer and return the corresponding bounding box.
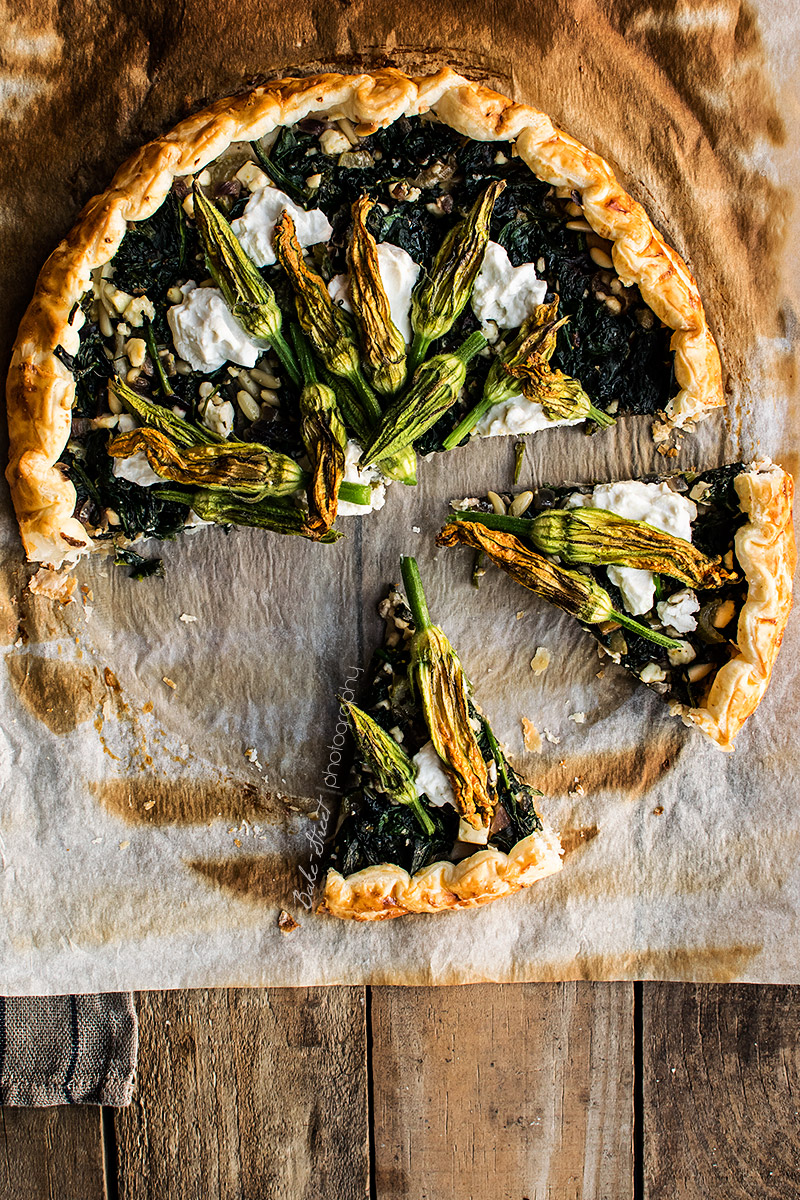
[6,68,723,568]
[681,459,796,751]
[320,825,563,920]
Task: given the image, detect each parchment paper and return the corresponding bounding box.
[1,0,799,993]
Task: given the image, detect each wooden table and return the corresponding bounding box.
[2,981,799,1198]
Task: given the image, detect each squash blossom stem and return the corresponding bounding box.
[192,187,301,387]
[408,180,505,375]
[400,555,432,633]
[273,209,381,416]
[437,520,682,651]
[143,320,174,399]
[340,699,435,836]
[359,332,486,468]
[401,556,494,830]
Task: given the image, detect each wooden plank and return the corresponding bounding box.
[0,1106,106,1200]
[115,987,369,1200]
[643,983,800,1199]
[371,982,634,1200]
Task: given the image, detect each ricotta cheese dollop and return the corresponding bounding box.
[412,740,456,808]
[328,243,420,344]
[474,395,583,439]
[231,185,332,268]
[570,481,697,616]
[336,440,388,516]
[167,285,262,372]
[112,451,163,487]
[470,241,548,335]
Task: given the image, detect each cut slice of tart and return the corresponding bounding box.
[6,69,722,570]
[437,459,795,752]
[320,557,563,920]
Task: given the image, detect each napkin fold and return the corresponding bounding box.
[0,994,137,1106]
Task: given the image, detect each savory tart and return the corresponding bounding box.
[6,68,722,570]
[438,459,795,751]
[321,557,563,919]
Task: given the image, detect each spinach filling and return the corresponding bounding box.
[57,112,675,549]
[327,594,544,879]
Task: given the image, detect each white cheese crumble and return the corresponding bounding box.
[167,285,262,372]
[569,481,697,616]
[457,818,490,845]
[656,588,700,634]
[201,396,235,438]
[112,450,163,487]
[470,241,548,334]
[328,243,420,344]
[474,395,583,439]
[231,185,332,268]
[336,440,388,516]
[412,740,456,808]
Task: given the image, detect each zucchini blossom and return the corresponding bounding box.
[292,327,346,536]
[273,210,380,418]
[108,427,305,499]
[192,186,300,386]
[340,700,434,836]
[437,520,683,651]
[401,556,494,832]
[444,301,614,449]
[359,332,486,468]
[110,378,221,446]
[523,507,737,589]
[348,195,407,395]
[408,180,505,373]
[182,489,341,542]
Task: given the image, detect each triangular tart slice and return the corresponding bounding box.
[438,459,795,751]
[321,557,563,919]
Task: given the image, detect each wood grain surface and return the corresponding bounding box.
[4,983,800,1198]
[114,988,369,1200]
[0,1105,106,1200]
[643,984,800,1200]
[371,983,634,1200]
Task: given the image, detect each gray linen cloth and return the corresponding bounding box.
[0,994,137,1106]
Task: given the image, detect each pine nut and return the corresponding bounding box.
[108,387,124,414]
[167,286,184,304]
[605,296,623,315]
[236,390,261,422]
[236,372,261,399]
[126,338,147,368]
[98,309,113,338]
[687,662,714,683]
[260,388,280,407]
[174,359,193,375]
[590,247,614,269]
[509,491,534,517]
[487,491,507,515]
[565,201,583,217]
[126,367,141,385]
[565,219,593,232]
[250,368,281,389]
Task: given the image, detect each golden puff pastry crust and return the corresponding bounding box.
[320,825,564,920]
[679,459,796,752]
[6,67,723,568]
